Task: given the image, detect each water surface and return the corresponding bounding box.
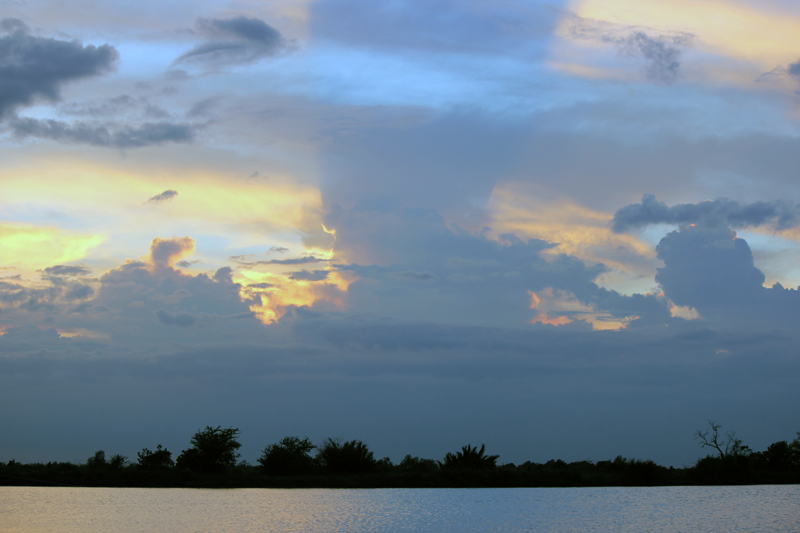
[1,485,797,532]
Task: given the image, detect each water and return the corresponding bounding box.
[1,485,797,532]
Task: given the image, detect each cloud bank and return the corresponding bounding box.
[613,194,800,233]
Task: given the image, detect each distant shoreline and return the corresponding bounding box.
[3,458,799,489]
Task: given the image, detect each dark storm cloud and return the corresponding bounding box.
[175,16,289,66]
[605,31,692,84]
[653,224,800,324]
[0,18,117,119]
[41,264,92,277]
[147,190,178,204]
[612,194,800,233]
[11,118,195,148]
[3,312,797,466]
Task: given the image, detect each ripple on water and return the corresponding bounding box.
[1,485,798,533]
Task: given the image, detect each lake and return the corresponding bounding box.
[1,485,797,532]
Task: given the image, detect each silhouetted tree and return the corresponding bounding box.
[86,450,127,470]
[108,454,128,470]
[316,439,376,475]
[258,436,315,476]
[439,444,499,470]
[398,455,439,474]
[694,420,751,458]
[86,450,107,469]
[137,445,174,469]
[176,426,241,474]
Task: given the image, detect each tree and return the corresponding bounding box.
[258,436,315,476]
[439,444,499,470]
[86,450,127,470]
[86,450,107,469]
[137,445,174,469]
[108,454,128,470]
[694,420,751,459]
[176,426,241,474]
[398,455,439,474]
[316,439,376,475]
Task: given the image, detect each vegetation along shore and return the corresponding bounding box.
[2,422,798,488]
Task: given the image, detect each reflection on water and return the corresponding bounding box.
[1,485,798,533]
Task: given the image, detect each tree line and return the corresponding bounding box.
[2,422,799,488]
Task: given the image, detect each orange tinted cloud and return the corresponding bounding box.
[235,269,354,324]
[487,186,655,273]
[150,236,195,269]
[532,314,574,326]
[529,288,633,330]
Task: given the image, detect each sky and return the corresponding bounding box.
[1,0,800,467]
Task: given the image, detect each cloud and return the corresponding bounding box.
[150,236,195,269]
[555,11,693,84]
[309,0,558,60]
[41,264,92,277]
[288,270,330,281]
[267,256,327,265]
[175,16,290,66]
[607,31,692,84]
[0,223,105,271]
[0,19,117,119]
[11,118,195,148]
[156,309,197,327]
[389,270,437,281]
[59,95,168,119]
[325,205,669,328]
[652,223,800,325]
[64,283,94,301]
[230,255,328,267]
[613,194,800,233]
[147,190,178,204]
[789,59,800,78]
[0,22,193,149]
